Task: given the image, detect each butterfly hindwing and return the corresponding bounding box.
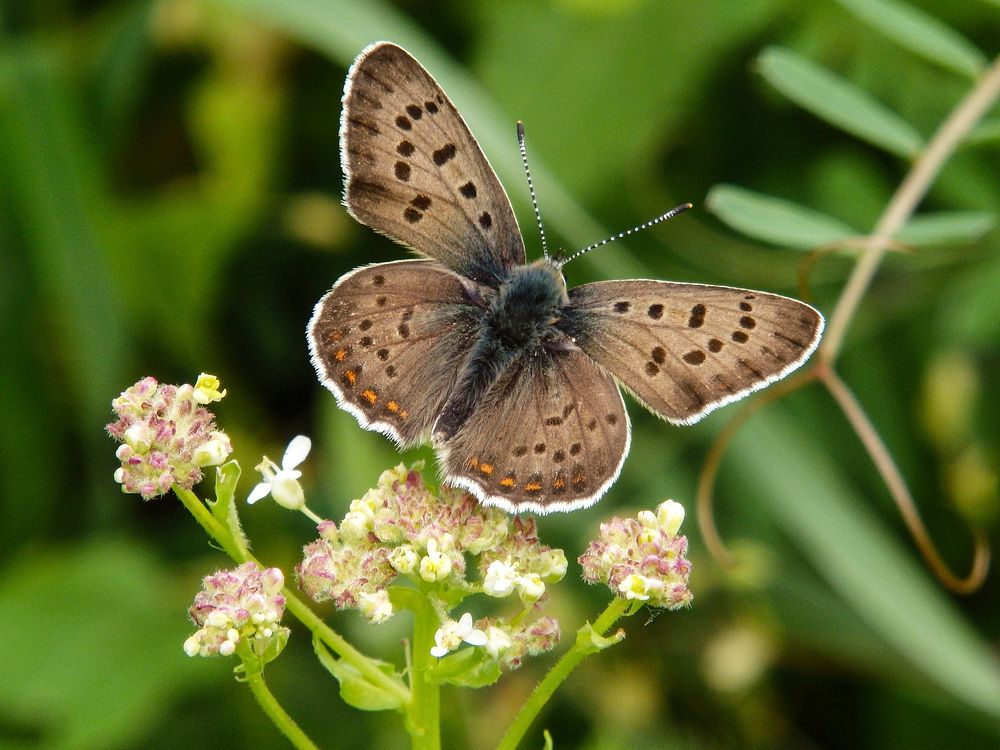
[308,260,483,447]
[439,348,630,513]
[561,280,824,424]
[341,42,525,286]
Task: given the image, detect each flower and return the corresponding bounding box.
[419,537,453,582]
[185,562,288,659]
[475,616,561,669]
[247,435,311,510]
[515,573,546,604]
[483,626,513,659]
[107,376,232,499]
[192,373,227,404]
[358,590,394,624]
[482,559,518,598]
[297,523,396,611]
[430,613,488,658]
[388,545,419,575]
[579,500,693,610]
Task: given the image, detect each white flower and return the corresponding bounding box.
[483,559,518,597]
[430,613,488,658]
[358,590,394,624]
[419,538,453,582]
[389,545,419,575]
[247,435,311,510]
[515,573,545,603]
[656,499,685,537]
[193,431,231,467]
[483,626,512,659]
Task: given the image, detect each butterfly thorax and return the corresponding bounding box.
[488,260,568,348]
[432,261,568,445]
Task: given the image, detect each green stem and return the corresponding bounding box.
[246,671,321,750]
[408,597,442,750]
[175,486,245,561]
[497,597,632,750]
[174,486,410,705]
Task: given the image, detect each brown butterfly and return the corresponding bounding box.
[308,42,824,513]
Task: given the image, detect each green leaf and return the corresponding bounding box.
[894,211,997,246]
[209,461,250,559]
[731,409,1000,719]
[832,0,986,79]
[313,635,406,711]
[575,622,625,654]
[706,184,858,249]
[757,47,925,158]
[429,647,503,688]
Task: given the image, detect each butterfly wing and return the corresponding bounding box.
[308,259,483,447]
[340,42,525,286]
[560,281,824,424]
[438,347,630,513]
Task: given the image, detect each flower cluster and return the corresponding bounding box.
[439,613,561,669]
[578,500,693,610]
[479,517,568,605]
[184,562,289,660]
[295,464,564,667]
[106,374,231,499]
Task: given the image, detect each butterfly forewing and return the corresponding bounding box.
[308,260,482,447]
[562,281,824,424]
[440,348,630,513]
[341,42,525,286]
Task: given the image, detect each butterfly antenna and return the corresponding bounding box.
[517,121,550,257]
[557,202,694,267]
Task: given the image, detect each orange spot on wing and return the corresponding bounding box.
[362,389,377,404]
[329,329,342,342]
[479,463,494,476]
[553,478,565,489]
[399,409,409,418]
[343,370,357,386]
[334,348,347,361]
[466,457,479,469]
[500,477,516,488]
[572,474,585,486]
[386,400,399,412]
[524,481,543,492]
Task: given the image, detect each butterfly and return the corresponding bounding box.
[308,42,824,514]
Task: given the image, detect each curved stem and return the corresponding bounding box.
[820,53,1000,362]
[819,368,990,593]
[245,671,321,750]
[496,598,631,750]
[696,368,818,566]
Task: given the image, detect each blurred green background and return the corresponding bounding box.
[2,0,999,748]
